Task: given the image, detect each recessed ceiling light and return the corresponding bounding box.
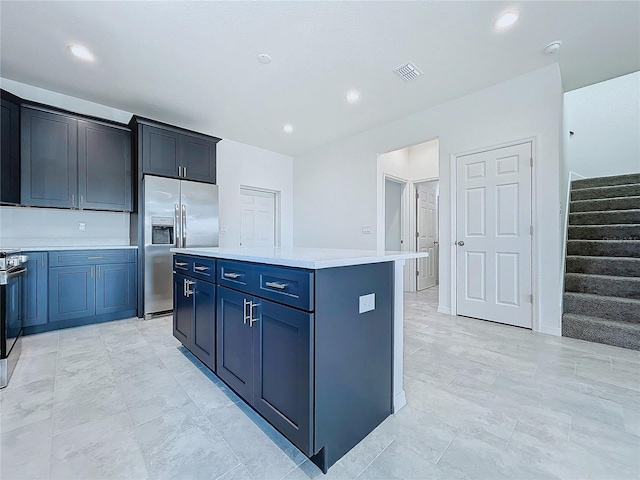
[257,53,271,64]
[493,10,520,31]
[345,90,361,104]
[68,44,95,62]
[283,124,294,134]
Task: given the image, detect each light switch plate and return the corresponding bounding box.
[359,293,375,313]
[361,226,371,234]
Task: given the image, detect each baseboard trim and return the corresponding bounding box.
[437,306,452,315]
[538,326,562,337]
[393,390,407,413]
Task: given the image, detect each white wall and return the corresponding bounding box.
[408,140,440,180]
[564,71,640,179]
[294,64,564,335]
[0,78,294,249]
[217,140,294,248]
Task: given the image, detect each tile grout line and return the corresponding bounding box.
[355,438,395,478]
[434,430,458,466]
[47,330,62,479]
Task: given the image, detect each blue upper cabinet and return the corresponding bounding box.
[21,106,132,212]
[21,107,78,208]
[134,117,220,184]
[1,91,21,204]
[78,120,132,211]
[23,252,48,327]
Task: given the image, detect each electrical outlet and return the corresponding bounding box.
[78,222,87,232]
[361,226,371,234]
[359,293,375,313]
[220,227,228,234]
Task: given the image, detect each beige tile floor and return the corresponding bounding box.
[1,287,639,480]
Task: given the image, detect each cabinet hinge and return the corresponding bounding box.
[416,231,419,238]
[416,193,419,199]
[416,270,419,276]
[530,225,533,235]
[529,294,534,303]
[530,157,533,167]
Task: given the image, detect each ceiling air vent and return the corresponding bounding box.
[393,62,423,82]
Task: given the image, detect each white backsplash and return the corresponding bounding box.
[0,206,130,248]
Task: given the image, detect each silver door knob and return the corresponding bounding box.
[457,241,465,246]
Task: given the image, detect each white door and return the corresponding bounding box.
[456,142,532,328]
[385,179,403,251]
[240,188,276,247]
[417,182,438,290]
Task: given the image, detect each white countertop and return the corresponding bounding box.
[171,247,428,269]
[11,245,138,251]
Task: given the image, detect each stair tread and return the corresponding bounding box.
[569,224,640,227]
[571,183,640,192]
[564,291,640,304]
[569,209,640,215]
[563,313,640,329]
[565,272,640,282]
[566,254,640,260]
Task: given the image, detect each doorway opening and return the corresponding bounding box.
[378,138,440,292]
[415,180,439,290]
[240,186,280,248]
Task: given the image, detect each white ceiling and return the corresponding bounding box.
[1,1,638,157]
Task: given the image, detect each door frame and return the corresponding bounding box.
[240,185,281,247]
[381,174,412,289]
[449,136,539,331]
[414,179,439,290]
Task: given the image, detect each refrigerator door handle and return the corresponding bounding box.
[175,204,181,248]
[182,204,187,247]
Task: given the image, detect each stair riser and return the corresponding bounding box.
[568,225,640,240]
[562,316,640,351]
[566,257,640,277]
[571,184,640,201]
[563,294,640,323]
[567,241,640,258]
[569,210,640,225]
[564,275,640,300]
[572,173,640,190]
[570,197,640,213]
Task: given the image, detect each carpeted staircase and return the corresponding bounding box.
[562,172,640,350]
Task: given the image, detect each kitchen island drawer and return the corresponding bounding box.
[254,264,314,311]
[173,254,193,273]
[217,260,253,290]
[49,249,135,267]
[190,256,215,282]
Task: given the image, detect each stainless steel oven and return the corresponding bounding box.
[1,250,27,388]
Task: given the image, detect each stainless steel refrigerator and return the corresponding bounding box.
[143,175,218,318]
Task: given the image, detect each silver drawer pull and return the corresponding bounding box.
[87,256,103,260]
[224,272,241,279]
[175,262,188,267]
[265,281,287,290]
[194,266,209,271]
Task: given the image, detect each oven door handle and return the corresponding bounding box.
[6,267,27,279]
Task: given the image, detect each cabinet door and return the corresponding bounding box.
[1,97,20,204]
[78,121,132,211]
[181,134,217,183]
[173,273,192,346]
[49,265,95,322]
[191,279,216,371]
[21,108,78,207]
[216,286,253,401]
[24,252,48,327]
[96,263,136,315]
[253,299,313,455]
[142,124,180,178]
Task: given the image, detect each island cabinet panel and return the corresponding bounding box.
[216,286,254,400]
[172,256,216,371]
[253,299,313,456]
[1,93,21,204]
[21,108,78,208]
[23,252,48,327]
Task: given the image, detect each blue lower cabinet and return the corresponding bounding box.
[173,274,216,371]
[216,286,254,400]
[192,279,215,370]
[173,273,192,346]
[23,252,48,327]
[96,263,136,315]
[253,299,313,456]
[49,265,96,322]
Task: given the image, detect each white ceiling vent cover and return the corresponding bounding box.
[393,62,423,82]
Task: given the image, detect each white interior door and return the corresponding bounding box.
[455,142,532,328]
[417,181,438,290]
[385,179,403,251]
[240,188,276,247]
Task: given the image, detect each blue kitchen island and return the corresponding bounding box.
[170,247,426,473]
